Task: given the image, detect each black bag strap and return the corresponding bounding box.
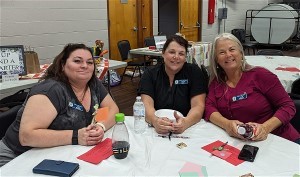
[0,88,30,108]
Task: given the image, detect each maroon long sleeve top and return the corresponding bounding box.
[205,67,299,142]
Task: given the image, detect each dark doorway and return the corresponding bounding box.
[158,0,179,37]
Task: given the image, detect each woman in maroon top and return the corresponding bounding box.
[205,33,300,143]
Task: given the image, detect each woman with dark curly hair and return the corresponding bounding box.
[0,43,119,167]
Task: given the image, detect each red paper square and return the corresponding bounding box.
[202,140,244,166]
[211,150,232,159]
[77,138,113,164]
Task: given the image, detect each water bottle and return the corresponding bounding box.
[133,96,146,134]
[237,124,256,139]
[112,113,130,159]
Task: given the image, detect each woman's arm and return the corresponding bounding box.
[19,95,73,147]
[258,69,296,125]
[173,93,206,133]
[205,81,244,138]
[141,94,172,134]
[248,68,296,140]
[248,117,282,141]
[209,112,243,138]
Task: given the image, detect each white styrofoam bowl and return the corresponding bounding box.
[154,109,184,122]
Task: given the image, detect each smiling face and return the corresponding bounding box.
[63,49,94,84]
[215,39,243,73]
[162,41,186,74]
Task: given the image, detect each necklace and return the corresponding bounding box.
[77,86,88,103]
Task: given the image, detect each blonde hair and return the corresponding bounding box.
[208,33,252,84]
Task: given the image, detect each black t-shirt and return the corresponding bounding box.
[138,63,207,116]
[3,78,107,155]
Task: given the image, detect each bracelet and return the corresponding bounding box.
[96,122,106,132]
[72,130,78,145]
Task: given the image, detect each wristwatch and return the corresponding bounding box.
[72,130,78,145]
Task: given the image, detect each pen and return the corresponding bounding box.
[168,131,172,141]
[157,134,190,139]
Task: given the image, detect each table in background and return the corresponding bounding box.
[0,79,37,100]
[245,56,300,93]
[129,47,162,58]
[104,59,127,96]
[130,42,212,67]
[0,60,127,100]
[1,118,299,177]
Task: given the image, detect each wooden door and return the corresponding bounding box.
[108,0,152,61]
[108,0,138,61]
[138,0,153,47]
[179,0,201,41]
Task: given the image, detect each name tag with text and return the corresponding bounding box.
[232,92,247,102]
[175,79,188,85]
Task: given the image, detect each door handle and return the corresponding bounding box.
[142,27,147,29]
[133,27,138,31]
[180,22,201,29]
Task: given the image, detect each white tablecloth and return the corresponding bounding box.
[246,56,300,93]
[1,117,299,177]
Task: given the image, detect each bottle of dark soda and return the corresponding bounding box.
[112,113,130,159]
[237,124,256,139]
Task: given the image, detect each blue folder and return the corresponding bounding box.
[33,159,79,177]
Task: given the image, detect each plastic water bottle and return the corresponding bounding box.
[133,96,146,134]
[112,113,130,159]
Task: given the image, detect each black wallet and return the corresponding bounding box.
[33,159,79,177]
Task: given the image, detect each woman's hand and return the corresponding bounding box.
[224,120,244,139]
[78,124,104,146]
[173,111,187,134]
[247,122,268,141]
[152,116,173,134]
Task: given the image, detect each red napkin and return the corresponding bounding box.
[77,138,113,164]
[275,67,300,72]
[202,140,244,166]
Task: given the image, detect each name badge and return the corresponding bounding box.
[175,79,188,85]
[232,92,247,102]
[68,102,83,111]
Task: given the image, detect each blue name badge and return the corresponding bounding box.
[232,92,247,102]
[175,79,188,85]
[68,102,83,111]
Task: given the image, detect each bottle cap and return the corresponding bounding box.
[237,125,246,135]
[115,113,125,122]
[136,96,141,100]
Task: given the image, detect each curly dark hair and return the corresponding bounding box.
[40,43,97,85]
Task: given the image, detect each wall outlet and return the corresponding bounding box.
[218,8,228,20]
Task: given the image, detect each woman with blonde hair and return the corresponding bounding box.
[204,33,300,144]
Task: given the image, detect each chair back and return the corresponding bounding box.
[117,40,131,61]
[231,29,246,43]
[200,64,209,91]
[0,105,22,139]
[144,36,155,47]
[291,99,300,133]
[256,49,284,56]
[289,78,300,133]
[290,78,300,99]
